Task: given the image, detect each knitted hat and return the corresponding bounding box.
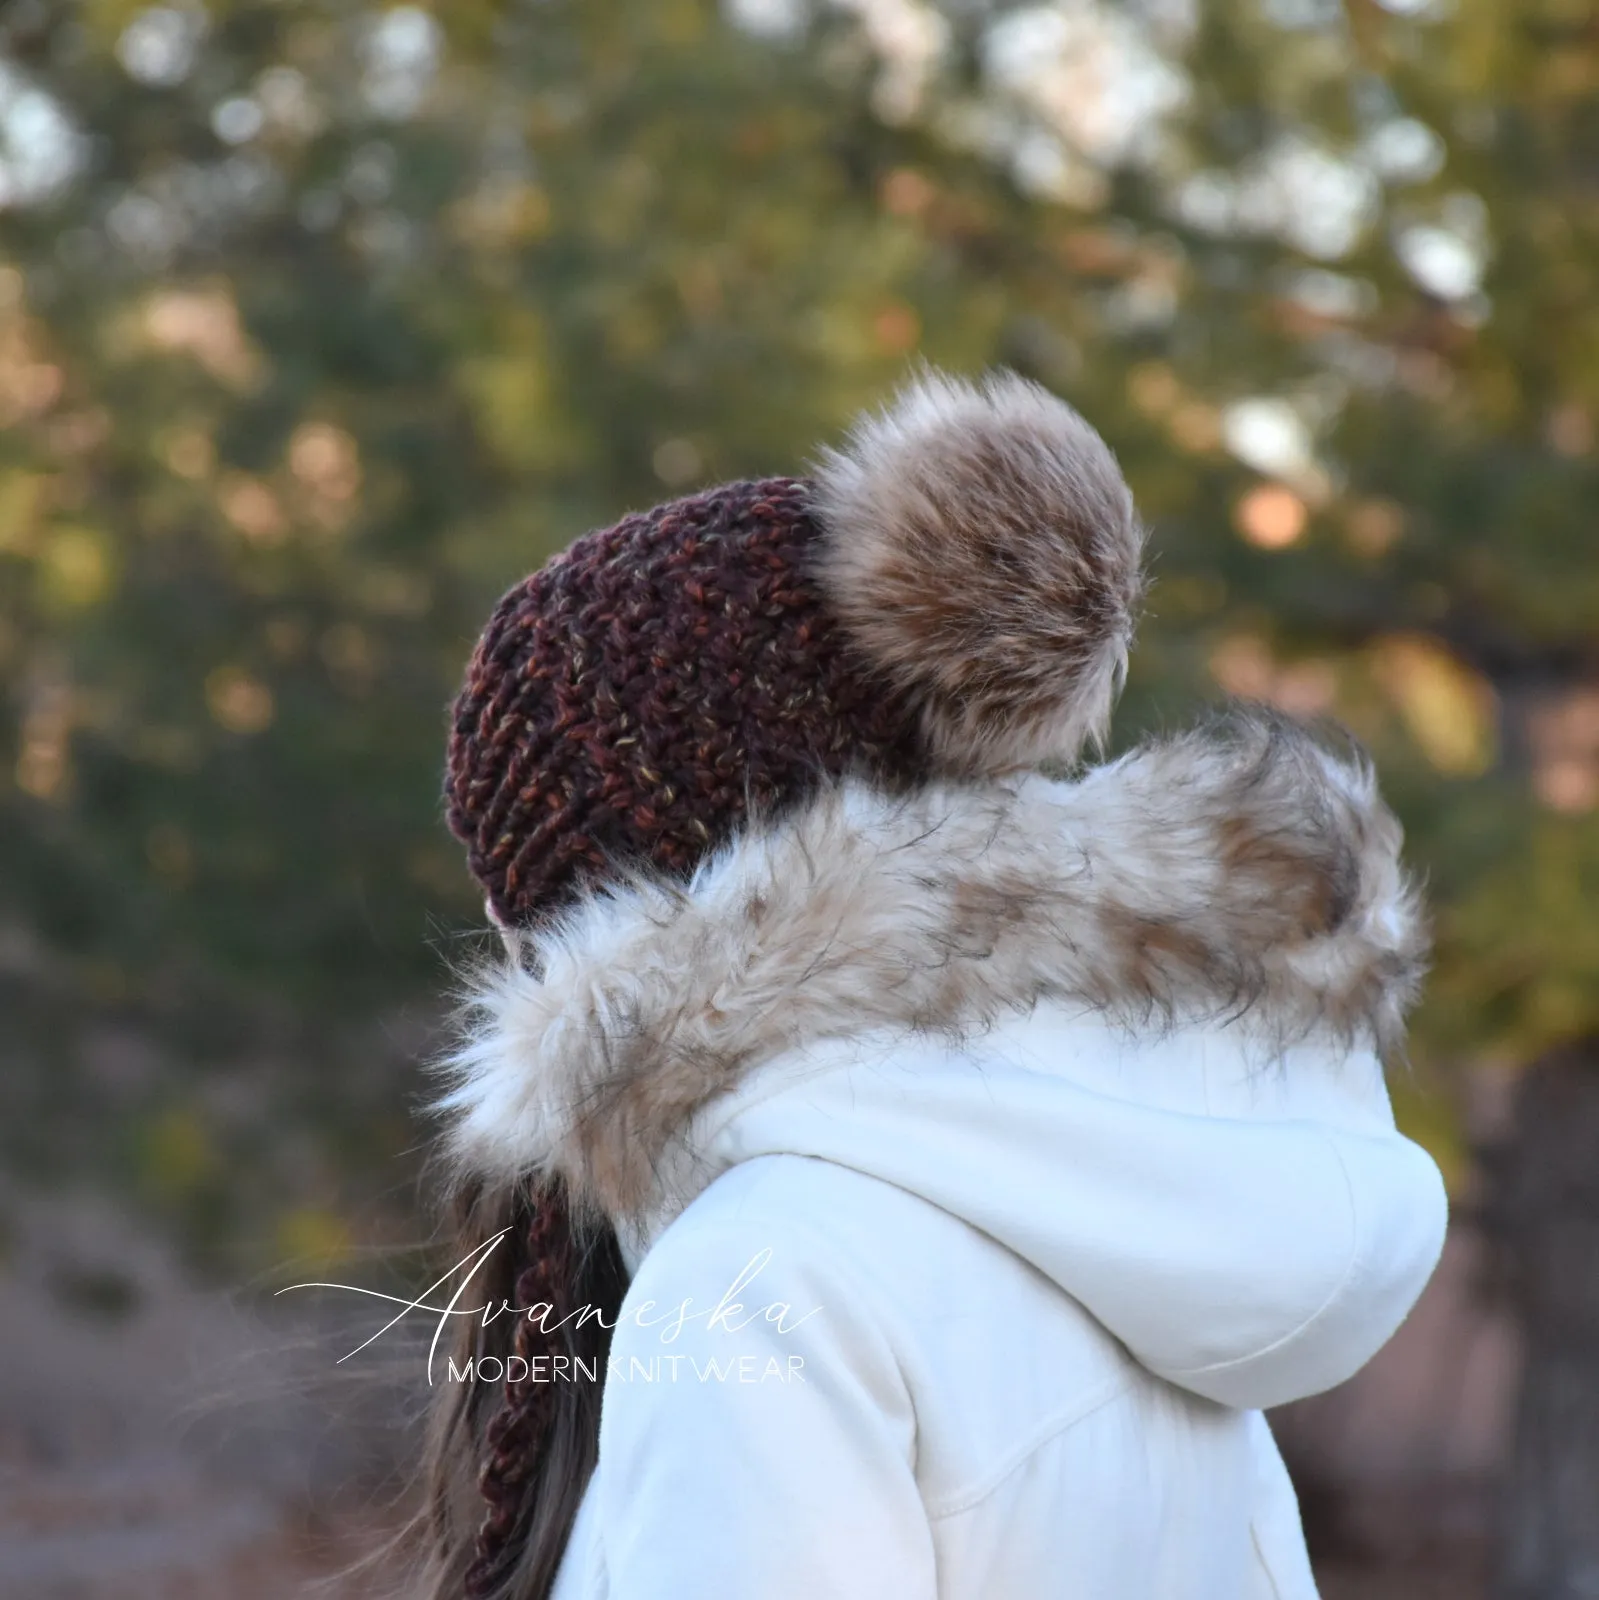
[446,369,1144,929]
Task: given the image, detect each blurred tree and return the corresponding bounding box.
[0,0,1595,1580]
[1484,1041,1599,1600]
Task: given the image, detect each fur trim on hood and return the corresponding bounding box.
[435,708,1427,1219]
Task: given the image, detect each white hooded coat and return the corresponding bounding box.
[440,712,1448,1600]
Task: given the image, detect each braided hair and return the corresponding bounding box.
[458,1183,627,1598]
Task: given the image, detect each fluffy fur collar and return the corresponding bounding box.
[435,709,1426,1219]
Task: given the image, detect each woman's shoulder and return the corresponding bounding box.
[624,1150,1053,1357]
[614,1151,1149,1517]
[627,1150,1134,1392]
[630,1152,949,1316]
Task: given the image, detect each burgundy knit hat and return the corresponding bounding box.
[446,369,1145,930]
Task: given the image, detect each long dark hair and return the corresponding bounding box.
[417,1178,628,1598]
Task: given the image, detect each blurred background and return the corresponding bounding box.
[0,0,1595,1595]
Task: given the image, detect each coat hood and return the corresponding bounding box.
[437,706,1425,1215]
[435,706,1444,1410]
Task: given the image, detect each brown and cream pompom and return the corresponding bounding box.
[810,368,1146,776]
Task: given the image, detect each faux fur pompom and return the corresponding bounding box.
[810,368,1145,775]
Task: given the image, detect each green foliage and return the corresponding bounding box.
[1,0,1594,1257]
